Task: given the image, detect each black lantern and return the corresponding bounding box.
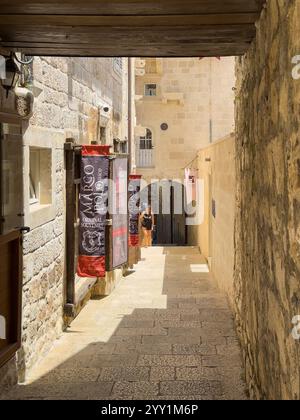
[1,56,20,98]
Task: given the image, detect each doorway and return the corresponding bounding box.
[149,180,186,246]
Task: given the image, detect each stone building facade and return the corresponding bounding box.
[0,57,132,391]
[188,134,236,306]
[234,0,300,400]
[185,1,300,399]
[0,0,299,400]
[134,57,235,183]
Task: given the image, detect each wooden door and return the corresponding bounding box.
[64,141,81,314]
[0,120,23,368]
[157,213,172,245]
[0,231,22,368]
[172,182,186,246]
[156,181,186,246]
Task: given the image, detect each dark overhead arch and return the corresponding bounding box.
[0,0,266,57]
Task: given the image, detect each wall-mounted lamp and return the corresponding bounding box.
[1,55,20,98]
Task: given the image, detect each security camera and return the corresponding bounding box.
[103,106,110,113]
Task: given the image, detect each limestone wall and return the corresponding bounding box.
[20,155,65,379]
[234,0,300,399]
[20,57,129,378]
[0,357,18,395]
[188,134,236,306]
[31,57,128,145]
[135,57,235,182]
[0,57,130,387]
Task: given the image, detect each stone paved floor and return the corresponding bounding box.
[2,247,247,400]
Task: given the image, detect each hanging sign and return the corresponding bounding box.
[128,175,142,247]
[112,158,128,268]
[77,145,110,278]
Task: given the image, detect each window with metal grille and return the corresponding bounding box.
[137,129,153,168]
[144,84,157,97]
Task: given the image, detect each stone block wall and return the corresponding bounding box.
[0,357,18,395]
[187,134,236,306]
[20,174,65,379]
[207,135,236,306]
[17,57,129,379]
[0,57,130,388]
[31,57,127,144]
[135,57,235,182]
[234,0,300,399]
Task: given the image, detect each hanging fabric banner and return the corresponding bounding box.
[128,175,142,247]
[112,157,129,268]
[77,145,110,278]
[185,168,197,205]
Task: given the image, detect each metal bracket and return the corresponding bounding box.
[64,140,76,151]
[19,226,31,246]
[20,226,31,234]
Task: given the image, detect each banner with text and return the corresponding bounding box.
[77,145,110,278]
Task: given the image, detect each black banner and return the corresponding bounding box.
[77,145,109,278]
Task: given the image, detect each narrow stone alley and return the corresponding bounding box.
[2,247,246,400]
[0,0,299,401]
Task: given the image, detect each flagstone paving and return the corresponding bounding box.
[2,247,247,400]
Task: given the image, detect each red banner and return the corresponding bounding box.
[77,145,110,278]
[128,175,142,247]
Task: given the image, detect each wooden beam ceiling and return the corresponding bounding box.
[0,0,266,57]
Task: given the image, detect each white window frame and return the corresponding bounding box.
[29,148,40,205]
[23,128,57,231]
[137,129,154,168]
